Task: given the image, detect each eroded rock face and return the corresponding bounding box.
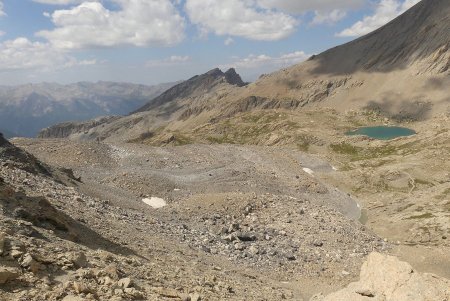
[313,252,450,301]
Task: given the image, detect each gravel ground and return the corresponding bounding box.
[1,138,387,300]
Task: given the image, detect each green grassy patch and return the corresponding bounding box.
[201,112,304,146]
[329,142,409,161]
[330,142,361,156]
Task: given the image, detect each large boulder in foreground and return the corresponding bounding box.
[312,252,450,301]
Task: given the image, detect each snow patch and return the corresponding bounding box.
[303,168,314,175]
[142,197,167,208]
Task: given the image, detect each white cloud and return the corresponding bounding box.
[311,9,347,25]
[224,51,310,70]
[0,37,95,71]
[168,55,190,63]
[146,55,191,67]
[37,0,185,49]
[185,0,298,41]
[337,0,420,37]
[256,0,364,14]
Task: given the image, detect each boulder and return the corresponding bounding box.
[20,253,40,274]
[236,232,256,242]
[69,252,88,268]
[118,277,133,288]
[73,281,91,294]
[313,252,450,301]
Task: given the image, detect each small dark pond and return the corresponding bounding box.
[346,126,416,140]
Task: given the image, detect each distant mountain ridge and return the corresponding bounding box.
[0,81,177,137]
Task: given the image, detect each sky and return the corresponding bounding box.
[0,0,421,86]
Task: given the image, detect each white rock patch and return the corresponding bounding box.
[142,197,167,208]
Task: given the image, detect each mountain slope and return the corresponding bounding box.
[39,0,449,143]
[134,68,245,113]
[312,0,449,75]
[0,81,177,137]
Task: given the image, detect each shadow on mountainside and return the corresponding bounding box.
[0,133,51,176]
[362,93,433,121]
[0,179,139,258]
[308,0,449,76]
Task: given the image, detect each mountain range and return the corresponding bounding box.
[0,81,177,137]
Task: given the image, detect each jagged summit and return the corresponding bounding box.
[134,68,246,113]
[224,68,246,87]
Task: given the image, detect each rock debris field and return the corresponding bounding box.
[1,137,448,300]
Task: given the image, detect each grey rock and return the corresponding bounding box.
[69,251,88,268]
[234,243,245,251]
[21,253,40,273]
[236,232,257,242]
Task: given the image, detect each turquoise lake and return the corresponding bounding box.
[346,126,416,140]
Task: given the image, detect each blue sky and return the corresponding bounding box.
[0,0,420,86]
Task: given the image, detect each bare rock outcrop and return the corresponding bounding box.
[312,252,450,301]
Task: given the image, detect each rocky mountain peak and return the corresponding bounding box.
[133,67,246,113]
[205,67,224,77]
[224,68,246,87]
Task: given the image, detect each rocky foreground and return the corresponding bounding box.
[1,134,449,300]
